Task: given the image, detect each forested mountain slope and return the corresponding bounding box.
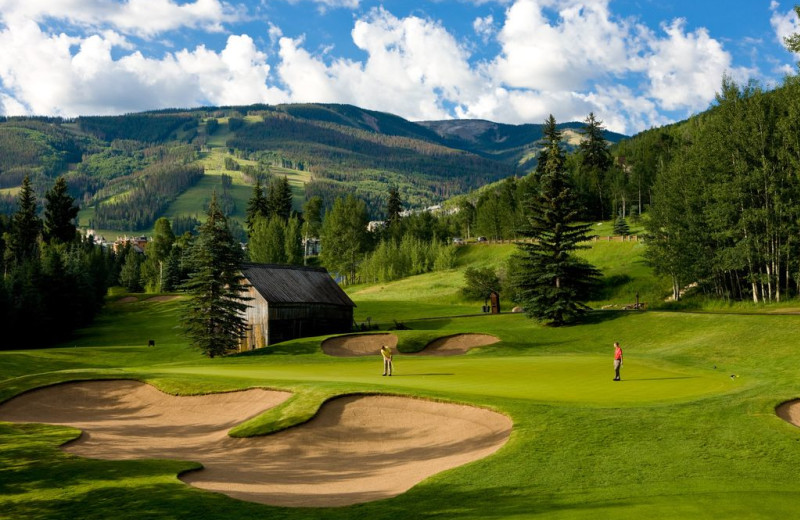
[0,103,625,233]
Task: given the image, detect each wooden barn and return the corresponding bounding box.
[238,263,356,350]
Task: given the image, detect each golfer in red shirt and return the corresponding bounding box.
[613,342,623,381]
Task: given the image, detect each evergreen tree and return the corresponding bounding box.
[267,176,293,222]
[536,115,562,178]
[181,193,250,358]
[245,179,268,234]
[513,115,601,326]
[386,186,403,228]
[613,215,630,236]
[43,176,79,244]
[578,113,613,219]
[9,176,42,264]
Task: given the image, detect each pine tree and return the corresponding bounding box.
[43,176,79,244]
[386,186,403,228]
[536,115,562,178]
[578,113,613,220]
[514,115,601,326]
[9,176,42,264]
[267,176,293,222]
[245,179,268,235]
[181,192,250,358]
[613,215,630,236]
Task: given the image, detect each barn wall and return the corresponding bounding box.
[239,289,354,349]
[240,286,269,351]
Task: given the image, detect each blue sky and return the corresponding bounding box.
[0,0,797,134]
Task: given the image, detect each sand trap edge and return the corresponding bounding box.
[417,333,501,355]
[321,333,398,357]
[776,399,800,428]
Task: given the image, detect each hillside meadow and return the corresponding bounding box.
[1,242,800,519]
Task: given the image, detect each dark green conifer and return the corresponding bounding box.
[181,192,250,358]
[43,177,79,244]
[514,115,601,326]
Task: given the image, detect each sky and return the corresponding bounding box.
[0,0,798,134]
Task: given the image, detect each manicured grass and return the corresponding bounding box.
[3,284,800,518]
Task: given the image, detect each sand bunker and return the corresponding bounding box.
[323,333,499,357]
[777,399,800,428]
[322,333,398,357]
[416,334,500,356]
[115,296,138,303]
[0,380,511,507]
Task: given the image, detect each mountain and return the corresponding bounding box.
[418,119,628,171]
[0,103,627,234]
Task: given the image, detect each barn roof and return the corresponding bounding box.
[240,263,356,307]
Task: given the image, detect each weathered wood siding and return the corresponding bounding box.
[240,285,269,351]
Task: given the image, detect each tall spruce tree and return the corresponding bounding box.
[9,176,42,264]
[536,115,562,178]
[386,187,403,228]
[578,113,613,219]
[245,179,268,235]
[43,176,79,244]
[267,176,293,222]
[181,192,250,358]
[514,115,600,326]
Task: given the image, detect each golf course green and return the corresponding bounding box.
[2,272,800,518]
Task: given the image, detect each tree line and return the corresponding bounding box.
[637,75,800,302]
[0,176,112,349]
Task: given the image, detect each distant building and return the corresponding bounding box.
[367,220,386,232]
[112,235,148,254]
[238,263,356,350]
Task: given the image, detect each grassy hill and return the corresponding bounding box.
[1,104,629,236]
[2,236,800,518]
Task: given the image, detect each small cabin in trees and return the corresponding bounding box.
[238,263,356,350]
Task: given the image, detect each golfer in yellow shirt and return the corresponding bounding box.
[380,345,393,376]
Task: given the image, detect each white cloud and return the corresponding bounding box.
[0,0,758,134]
[0,19,288,116]
[0,0,243,38]
[282,0,360,10]
[491,0,639,92]
[644,19,746,112]
[276,8,485,121]
[473,15,495,43]
[771,2,800,55]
